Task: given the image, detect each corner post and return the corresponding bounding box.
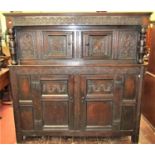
[8,28,17,65]
[138,26,147,64]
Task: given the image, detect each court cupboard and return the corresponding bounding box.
[4,12,151,143]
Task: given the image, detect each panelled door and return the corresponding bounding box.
[80,74,123,131]
[42,31,73,59]
[82,31,113,59]
[39,75,74,130]
[17,74,74,131]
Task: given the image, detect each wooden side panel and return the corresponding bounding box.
[120,106,135,130]
[123,75,136,100]
[19,106,34,130]
[18,75,31,100]
[121,74,138,130]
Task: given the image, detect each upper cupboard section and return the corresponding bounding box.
[16,27,74,61]
[15,26,140,64]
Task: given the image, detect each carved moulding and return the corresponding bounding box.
[7,15,149,26]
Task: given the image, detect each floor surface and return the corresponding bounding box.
[0,103,155,144]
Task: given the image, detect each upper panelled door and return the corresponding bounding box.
[39,75,74,130]
[42,31,73,59]
[82,31,114,59]
[80,75,123,131]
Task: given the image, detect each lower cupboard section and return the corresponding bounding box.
[10,66,143,143]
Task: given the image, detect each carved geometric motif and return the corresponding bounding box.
[18,32,36,58]
[12,16,146,26]
[87,79,113,94]
[42,80,68,94]
[89,35,112,58]
[47,35,67,56]
[118,31,138,59]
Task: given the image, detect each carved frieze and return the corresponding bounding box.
[8,15,148,26]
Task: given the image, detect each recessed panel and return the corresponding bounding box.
[89,35,112,57]
[83,31,112,59]
[18,75,31,100]
[20,106,34,130]
[120,106,135,130]
[123,75,137,100]
[42,101,68,126]
[87,101,112,127]
[43,31,73,59]
[47,35,67,56]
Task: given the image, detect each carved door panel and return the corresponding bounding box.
[39,75,74,130]
[80,75,123,131]
[43,31,73,59]
[82,31,113,59]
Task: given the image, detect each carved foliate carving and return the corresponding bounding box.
[42,81,68,94]
[87,80,113,94]
[18,32,36,58]
[118,31,138,59]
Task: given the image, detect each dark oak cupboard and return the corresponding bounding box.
[4,12,151,143]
